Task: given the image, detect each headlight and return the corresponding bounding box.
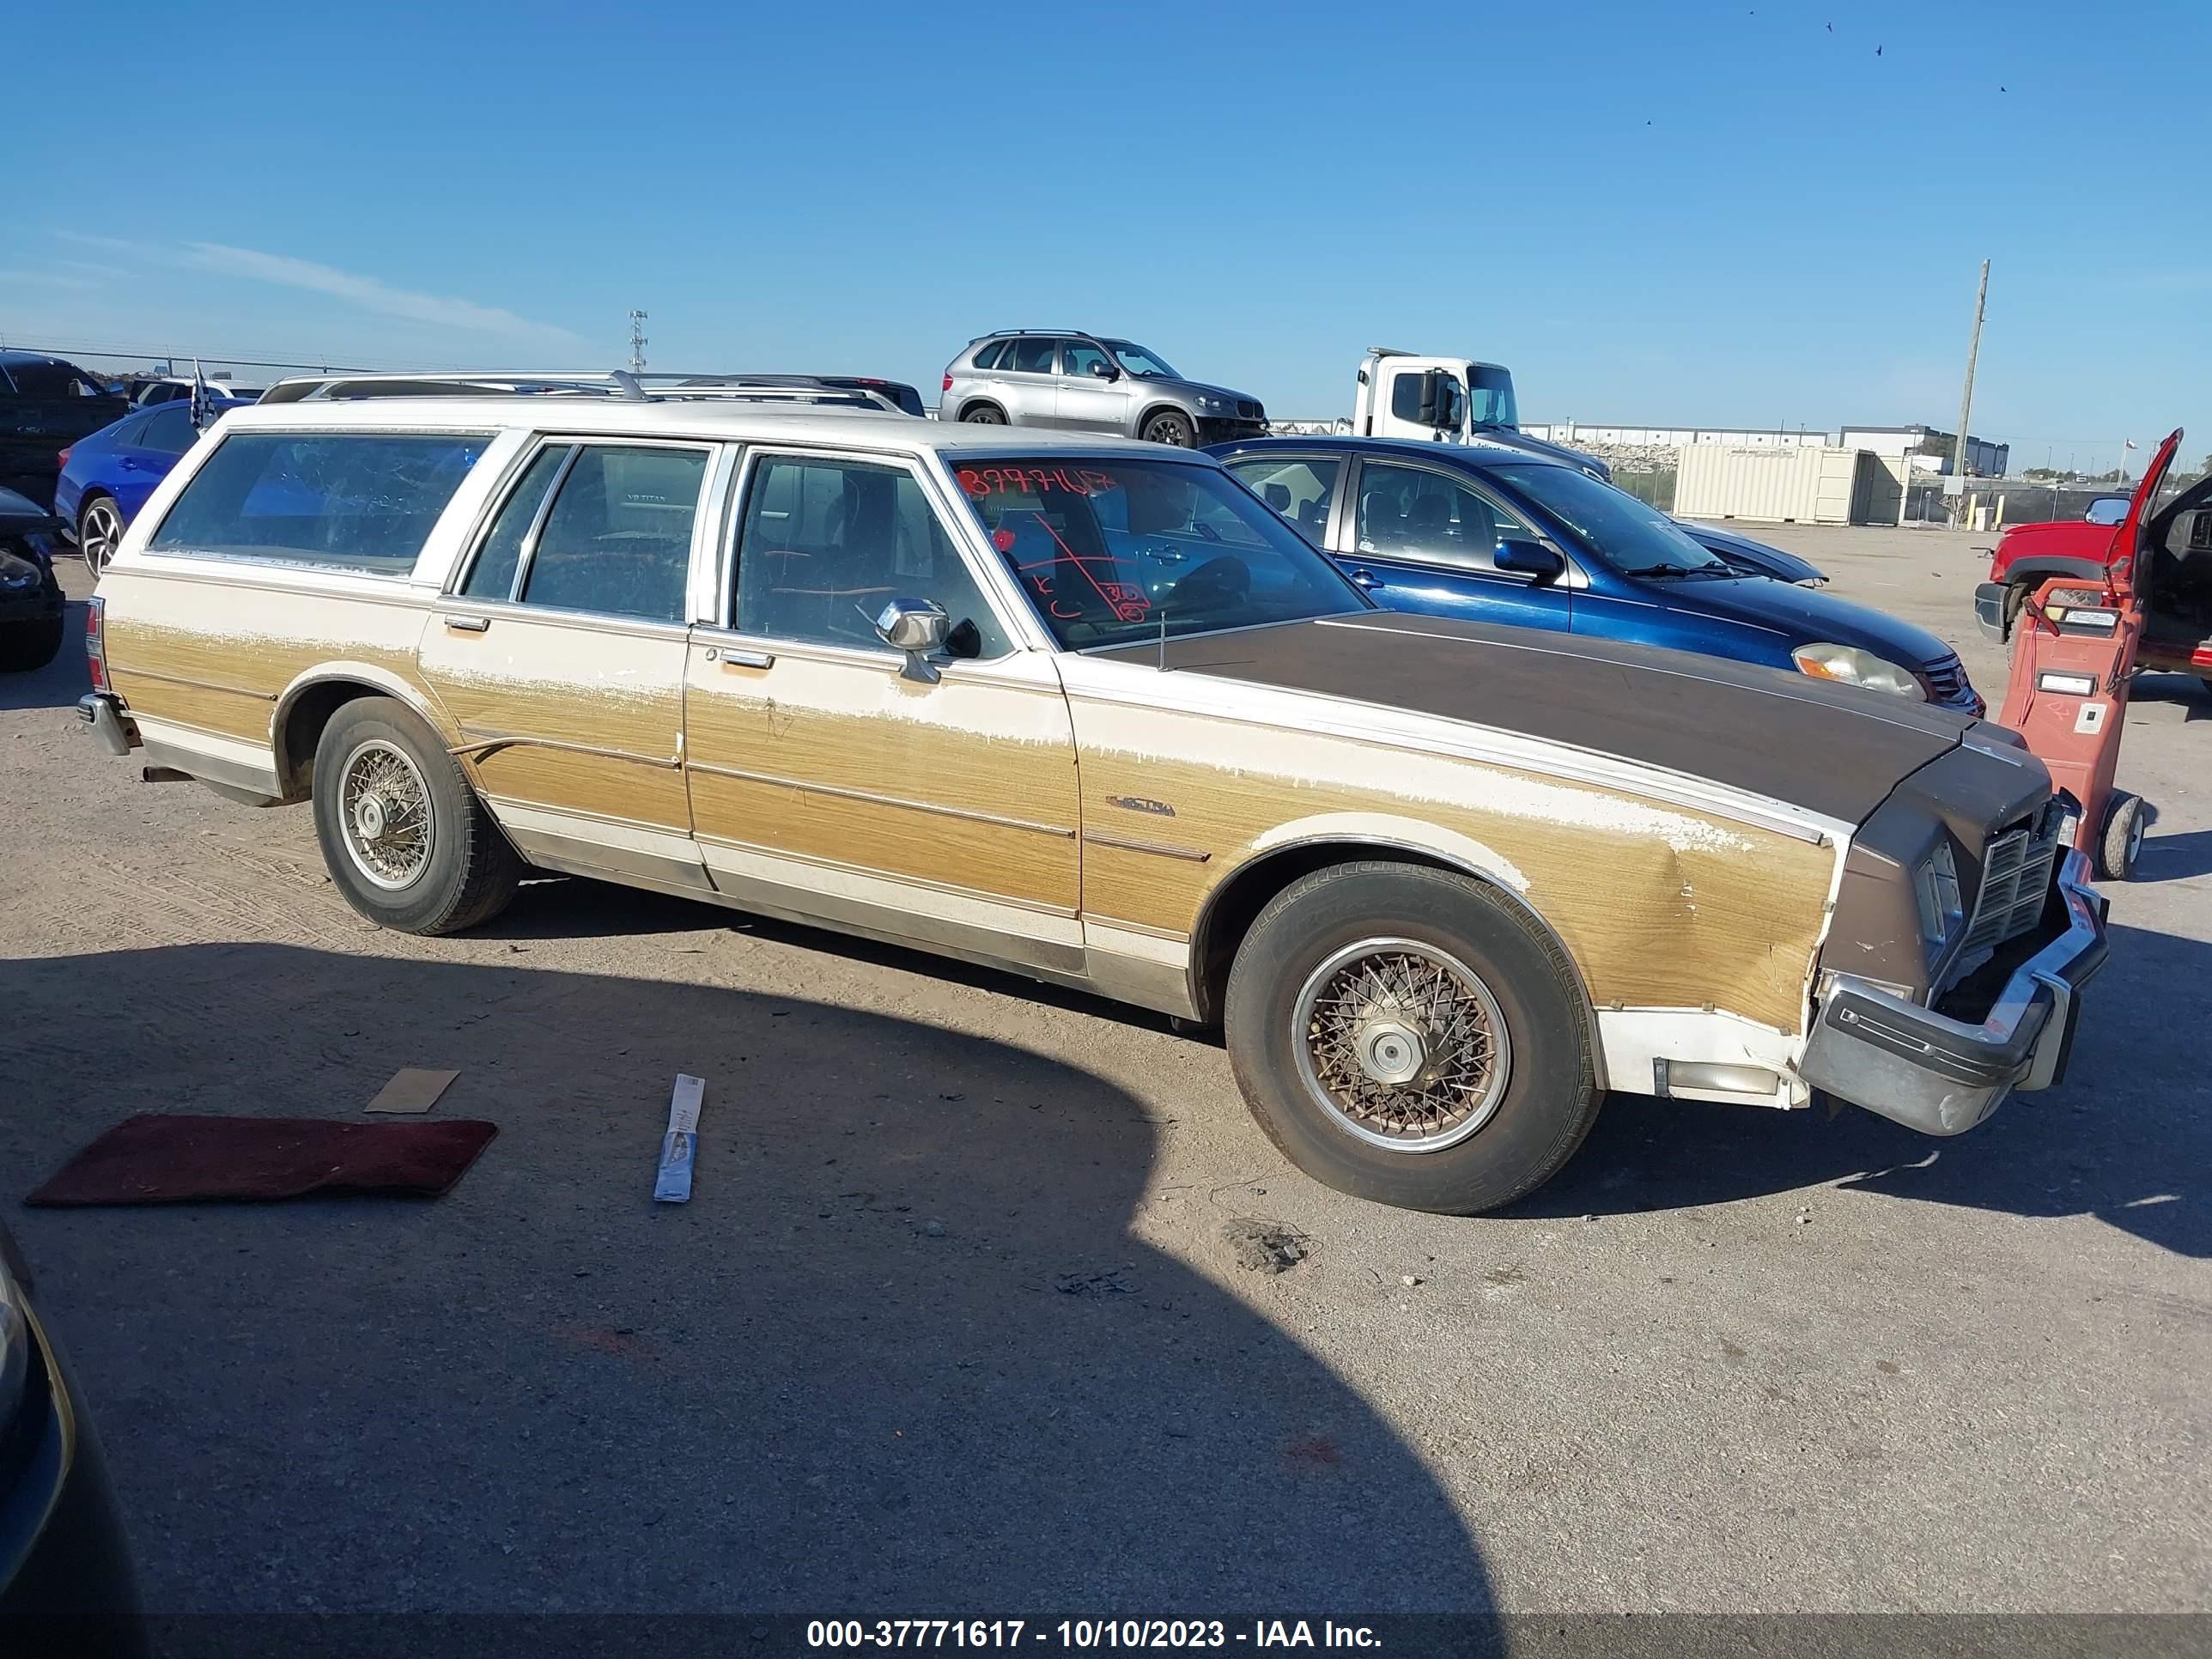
[1194,394,1231,414]
[0,550,43,590]
[1792,642,1926,700]
[1914,840,1964,948]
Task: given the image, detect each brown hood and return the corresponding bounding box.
[1098,612,1974,826]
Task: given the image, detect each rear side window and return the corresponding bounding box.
[461,445,572,599]
[1006,338,1058,374]
[138,406,196,455]
[148,431,491,576]
[971,341,1007,370]
[514,444,708,623]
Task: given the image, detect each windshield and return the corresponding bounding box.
[1488,462,1729,577]
[951,457,1364,650]
[1103,340,1178,380]
[1466,366,1519,428]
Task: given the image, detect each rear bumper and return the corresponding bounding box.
[76,695,136,757]
[1800,848,2107,1136]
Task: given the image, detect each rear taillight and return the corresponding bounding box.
[56,447,72,471]
[942,374,953,392]
[86,597,106,690]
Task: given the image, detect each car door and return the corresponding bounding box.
[1338,457,1571,632]
[1223,453,1346,547]
[118,406,196,520]
[683,447,1084,977]
[417,437,714,891]
[1056,339,1130,435]
[996,337,1064,428]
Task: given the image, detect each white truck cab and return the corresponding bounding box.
[1345,349,1609,480]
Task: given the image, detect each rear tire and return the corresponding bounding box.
[1224,860,1601,1214]
[960,404,1006,424]
[2001,582,2027,642]
[78,495,125,579]
[0,614,64,672]
[312,697,522,934]
[2095,791,2145,881]
[1141,410,1195,447]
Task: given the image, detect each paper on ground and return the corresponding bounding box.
[653,1074,705,1202]
[365,1068,459,1115]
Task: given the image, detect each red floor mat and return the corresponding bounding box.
[25,1114,498,1206]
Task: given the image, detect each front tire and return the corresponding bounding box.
[312,697,522,934]
[1224,861,1601,1214]
[78,495,125,579]
[1141,410,1194,447]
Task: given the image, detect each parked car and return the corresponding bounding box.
[0,353,130,511]
[1978,432,2212,692]
[56,399,245,577]
[939,331,1266,447]
[0,1223,147,1656]
[80,398,2100,1213]
[1674,520,1827,586]
[0,488,68,672]
[126,376,264,408]
[1211,435,1979,712]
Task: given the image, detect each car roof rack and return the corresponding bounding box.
[258,370,902,411]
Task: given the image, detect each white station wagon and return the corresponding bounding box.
[78,386,2106,1213]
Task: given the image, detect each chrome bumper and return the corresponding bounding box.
[1800,848,2107,1136]
[76,692,137,757]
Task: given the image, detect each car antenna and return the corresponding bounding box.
[1157,606,1169,672]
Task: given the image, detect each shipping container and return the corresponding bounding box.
[1674,444,1892,525]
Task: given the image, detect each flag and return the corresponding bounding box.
[189,359,211,431]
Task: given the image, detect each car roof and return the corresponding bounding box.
[1211,434,1569,471]
[210,397,1222,462]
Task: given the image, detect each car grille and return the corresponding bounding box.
[1235,400,1261,421]
[1960,811,2061,957]
[1920,653,1979,711]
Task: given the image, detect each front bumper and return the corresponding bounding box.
[1195,416,1269,447]
[1973,580,2009,642]
[1799,847,2107,1136]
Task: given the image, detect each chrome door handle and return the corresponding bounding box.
[1347,568,1383,590]
[442,614,490,632]
[720,647,774,669]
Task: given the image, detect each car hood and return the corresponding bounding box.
[1163,379,1261,407]
[1100,611,1974,826]
[1991,518,2116,565]
[1675,523,1826,585]
[1467,426,1611,478]
[1650,573,1956,667]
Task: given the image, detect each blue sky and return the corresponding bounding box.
[6,0,2207,473]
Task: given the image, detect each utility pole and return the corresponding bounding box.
[1948,260,1990,522]
[628,310,648,375]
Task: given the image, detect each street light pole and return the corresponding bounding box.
[1949,260,1990,524]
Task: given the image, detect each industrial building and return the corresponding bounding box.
[1523,419,2010,477]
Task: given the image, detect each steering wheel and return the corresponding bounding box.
[1170,556,1251,609]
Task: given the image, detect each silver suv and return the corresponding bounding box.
[938,331,1266,447]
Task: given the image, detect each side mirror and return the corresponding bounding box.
[875,597,950,683]
[1495,539,1566,584]
[1415,370,1449,427]
[1088,359,1119,380]
[2084,496,2129,526]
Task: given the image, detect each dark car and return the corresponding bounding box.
[0,1224,145,1656]
[0,354,131,512]
[1210,435,1978,713]
[54,399,245,578]
[0,488,67,672]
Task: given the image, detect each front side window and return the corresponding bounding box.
[1227,456,1342,543]
[737,457,1009,659]
[1005,338,1059,374]
[1355,461,1537,573]
[147,431,492,576]
[952,456,1363,651]
[1062,341,1112,379]
[514,445,708,622]
[1487,461,1726,578]
[1103,340,1177,380]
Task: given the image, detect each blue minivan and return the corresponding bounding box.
[1208,435,1979,713]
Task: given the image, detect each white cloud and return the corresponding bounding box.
[179,241,584,344]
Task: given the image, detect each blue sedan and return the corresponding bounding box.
[1208,436,1978,713]
[55,398,246,578]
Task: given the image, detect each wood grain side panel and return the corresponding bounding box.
[102,574,432,745]
[1070,700,1835,1034]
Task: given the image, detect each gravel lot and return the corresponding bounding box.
[3,526,2206,1632]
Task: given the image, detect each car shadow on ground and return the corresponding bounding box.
[2136,828,2212,883]
[3,942,1496,1626]
[0,597,88,714]
[1516,921,2206,1257]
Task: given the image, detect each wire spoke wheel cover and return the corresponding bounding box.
[1292,938,1512,1153]
[337,738,436,890]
